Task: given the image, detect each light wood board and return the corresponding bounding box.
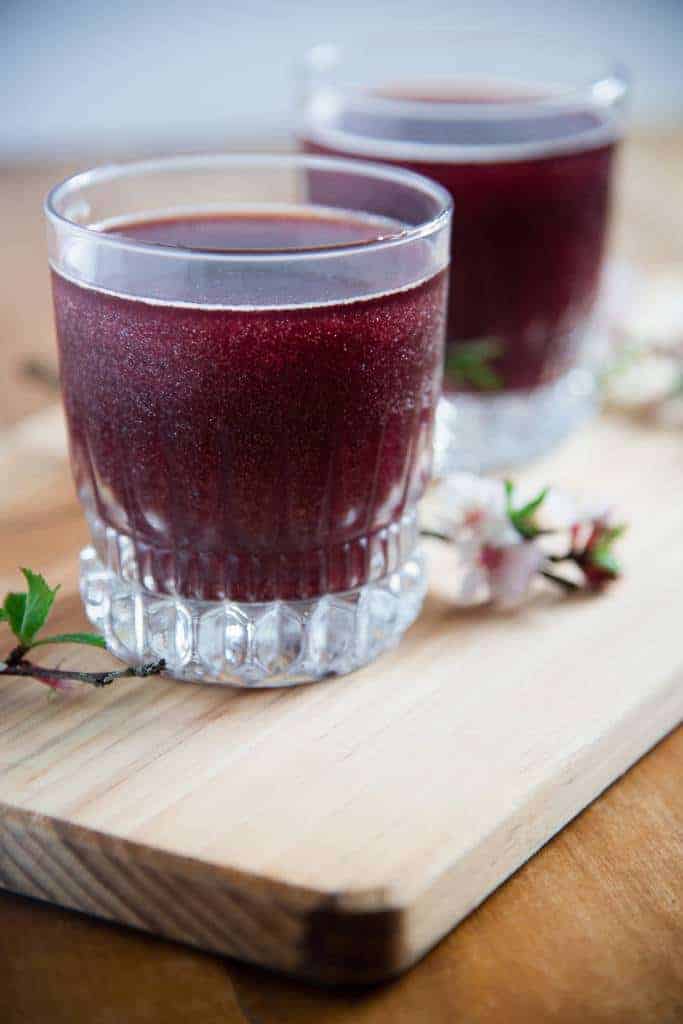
[0,399,681,982]
[1,134,683,1019]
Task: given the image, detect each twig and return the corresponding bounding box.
[5,644,28,668]
[540,569,581,592]
[0,658,166,688]
[420,528,452,543]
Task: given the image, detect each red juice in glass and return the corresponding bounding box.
[298,41,629,469]
[46,156,451,686]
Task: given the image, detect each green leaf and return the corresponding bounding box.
[516,487,549,524]
[510,517,535,540]
[504,482,549,539]
[601,524,627,545]
[3,570,60,645]
[31,632,106,650]
[0,608,8,623]
[463,360,503,391]
[445,338,504,392]
[3,592,27,639]
[590,546,621,576]
[457,339,502,361]
[588,522,627,579]
[20,568,59,643]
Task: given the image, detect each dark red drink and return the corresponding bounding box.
[52,211,447,602]
[301,88,619,393]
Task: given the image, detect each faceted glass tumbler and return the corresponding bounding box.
[46,155,451,686]
[298,35,629,471]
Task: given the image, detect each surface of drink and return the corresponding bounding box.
[52,209,447,602]
[301,84,618,392]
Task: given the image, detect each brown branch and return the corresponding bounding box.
[419,528,452,543]
[540,568,581,592]
[0,658,166,688]
[6,644,29,668]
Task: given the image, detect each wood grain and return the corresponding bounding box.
[2,727,681,1023]
[0,386,681,984]
[0,135,682,1016]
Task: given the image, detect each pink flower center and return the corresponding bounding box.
[464,506,487,530]
[479,545,504,570]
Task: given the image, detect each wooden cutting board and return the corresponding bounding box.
[0,407,681,984]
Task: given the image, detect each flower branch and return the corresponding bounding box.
[0,568,164,692]
[423,475,626,608]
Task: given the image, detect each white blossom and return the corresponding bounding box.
[425,469,624,608]
[484,541,545,609]
[429,473,542,608]
[430,473,517,547]
[606,353,681,409]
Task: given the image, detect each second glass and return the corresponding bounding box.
[46,155,451,686]
[298,35,629,470]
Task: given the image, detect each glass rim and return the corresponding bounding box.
[302,35,630,114]
[45,153,453,262]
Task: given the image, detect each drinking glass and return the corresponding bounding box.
[298,35,629,470]
[46,155,451,686]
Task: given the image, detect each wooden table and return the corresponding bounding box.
[1,137,682,1023]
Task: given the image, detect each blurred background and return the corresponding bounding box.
[1,0,682,432]
[2,0,682,161]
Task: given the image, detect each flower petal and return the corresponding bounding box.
[606,354,680,409]
[487,542,545,609]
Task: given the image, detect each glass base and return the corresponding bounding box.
[79,546,426,688]
[434,367,597,475]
